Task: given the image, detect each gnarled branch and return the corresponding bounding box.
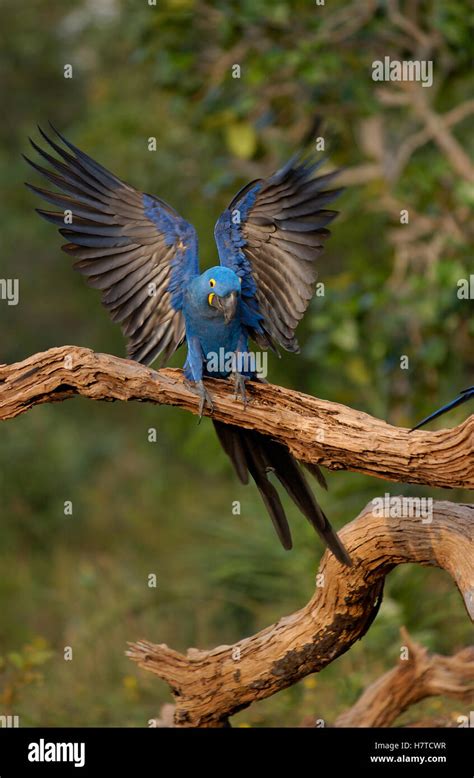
[0,347,472,489]
[335,627,474,727]
[127,500,473,727]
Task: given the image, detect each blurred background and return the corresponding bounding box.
[0,0,472,727]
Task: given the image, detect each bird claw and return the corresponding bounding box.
[231,371,248,407]
[196,380,214,421]
[184,379,214,421]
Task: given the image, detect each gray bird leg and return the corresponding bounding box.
[184,378,214,421]
[230,370,248,407]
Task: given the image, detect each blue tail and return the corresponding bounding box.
[410,386,474,431]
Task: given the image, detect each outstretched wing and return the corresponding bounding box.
[214,154,342,352]
[24,125,199,366]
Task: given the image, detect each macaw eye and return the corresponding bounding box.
[209,278,216,288]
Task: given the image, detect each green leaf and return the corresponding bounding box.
[225,122,257,159]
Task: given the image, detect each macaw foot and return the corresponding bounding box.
[196,379,214,420]
[185,379,214,421]
[231,371,248,407]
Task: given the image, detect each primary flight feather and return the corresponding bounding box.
[25,125,351,566]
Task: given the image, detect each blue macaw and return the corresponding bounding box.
[25,125,351,565]
[410,387,473,431]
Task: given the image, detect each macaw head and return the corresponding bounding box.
[198,266,241,323]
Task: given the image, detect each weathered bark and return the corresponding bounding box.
[1,346,472,489]
[127,500,473,727]
[1,348,472,727]
[335,627,474,727]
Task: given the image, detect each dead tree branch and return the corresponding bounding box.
[0,347,472,489]
[335,627,474,727]
[127,500,473,727]
[2,348,472,727]
[377,84,474,182]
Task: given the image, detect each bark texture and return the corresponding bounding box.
[335,627,474,727]
[127,500,473,727]
[1,346,472,489]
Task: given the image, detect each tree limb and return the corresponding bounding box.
[335,627,474,727]
[127,500,473,727]
[0,347,472,489]
[3,348,471,727]
[377,84,474,182]
[386,0,437,51]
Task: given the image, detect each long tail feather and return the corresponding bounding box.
[213,420,351,565]
[410,387,474,431]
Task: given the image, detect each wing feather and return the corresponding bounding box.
[214,153,342,351]
[25,126,199,365]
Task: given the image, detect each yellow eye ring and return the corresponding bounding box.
[209,278,216,288]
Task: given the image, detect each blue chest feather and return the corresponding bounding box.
[184,294,242,348]
[183,290,247,378]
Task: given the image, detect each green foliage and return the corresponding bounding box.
[0,638,54,712]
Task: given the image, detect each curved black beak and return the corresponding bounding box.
[210,290,239,324]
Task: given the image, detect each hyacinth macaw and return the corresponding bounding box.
[410,387,474,431]
[25,125,351,566]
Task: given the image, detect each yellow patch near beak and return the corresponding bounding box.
[208,292,215,306]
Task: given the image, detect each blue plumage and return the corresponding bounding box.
[25,126,353,565]
[183,266,246,382]
[142,192,199,313]
[410,386,473,431]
